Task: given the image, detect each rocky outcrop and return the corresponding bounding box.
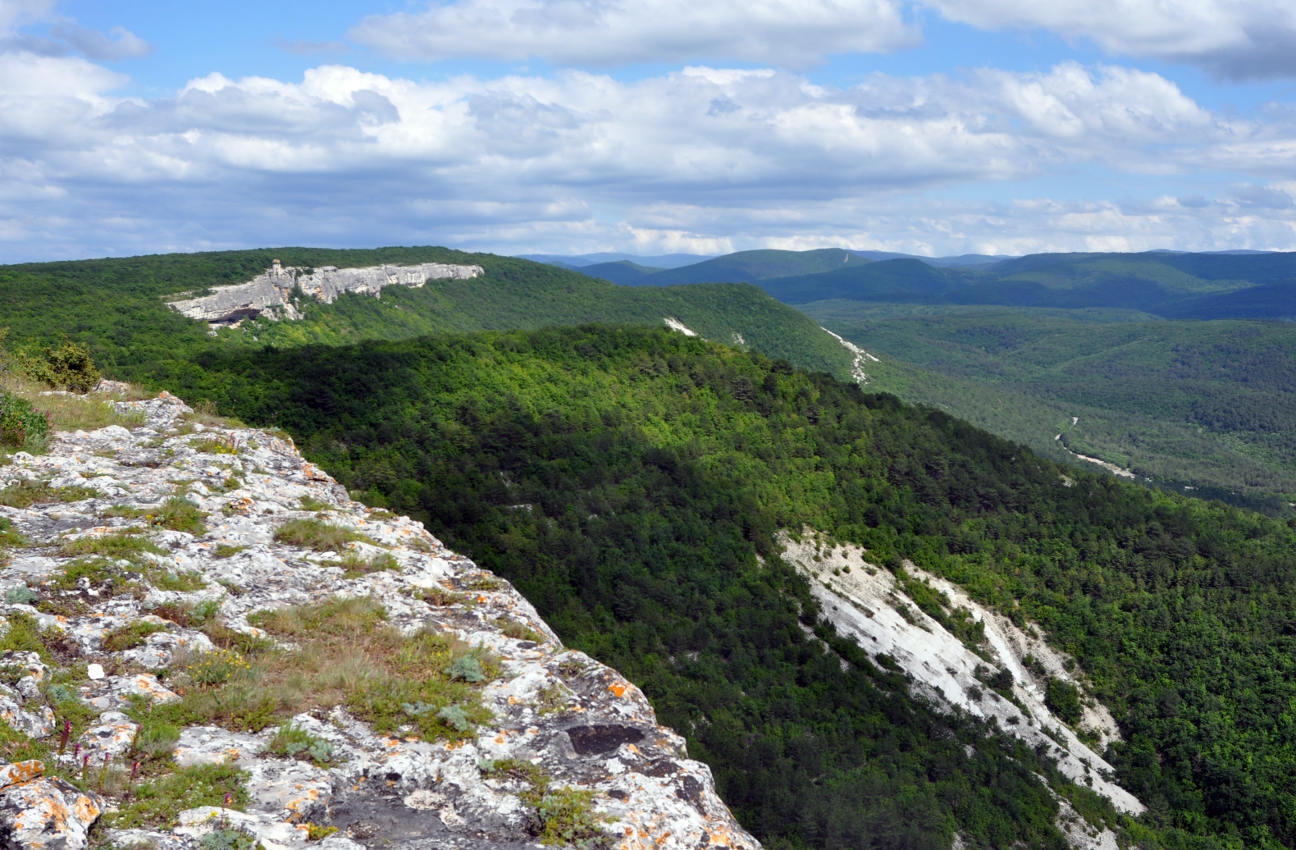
[168,261,484,328]
[0,389,759,849]
[782,531,1143,818]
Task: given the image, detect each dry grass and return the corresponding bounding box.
[0,372,144,434]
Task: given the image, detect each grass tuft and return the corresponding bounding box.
[273,518,374,552]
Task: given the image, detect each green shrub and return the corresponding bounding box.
[482,759,610,847]
[3,585,38,605]
[264,722,332,766]
[0,390,48,452]
[1045,677,1083,726]
[18,340,100,393]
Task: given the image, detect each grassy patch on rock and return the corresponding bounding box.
[272,518,374,552]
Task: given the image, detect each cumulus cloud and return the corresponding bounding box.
[1,54,1293,260]
[349,0,917,67]
[923,0,1296,79]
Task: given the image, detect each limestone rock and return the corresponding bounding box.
[0,761,103,849]
[168,262,485,328]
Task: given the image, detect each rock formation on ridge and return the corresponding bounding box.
[168,261,484,328]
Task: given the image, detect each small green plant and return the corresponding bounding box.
[535,683,572,716]
[305,823,338,841]
[435,704,473,732]
[185,648,252,687]
[4,585,39,605]
[130,719,182,762]
[0,611,55,662]
[482,759,610,847]
[533,786,609,848]
[190,435,239,455]
[459,573,505,592]
[273,518,373,552]
[492,616,544,643]
[297,494,331,512]
[200,825,261,850]
[102,504,147,519]
[103,621,169,653]
[418,586,469,606]
[447,655,486,683]
[265,722,333,766]
[336,550,399,578]
[213,544,246,559]
[53,557,120,591]
[152,496,207,535]
[147,568,206,592]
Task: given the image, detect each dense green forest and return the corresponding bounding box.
[121,324,1295,850]
[576,247,1296,507]
[803,303,1296,510]
[8,248,1296,848]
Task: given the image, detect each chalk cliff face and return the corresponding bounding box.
[168,261,485,327]
[0,389,759,850]
[782,531,1138,848]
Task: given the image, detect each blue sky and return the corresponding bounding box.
[3,0,1296,262]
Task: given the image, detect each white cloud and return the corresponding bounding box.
[0,0,55,32]
[923,0,1296,79]
[349,0,916,67]
[0,1,149,64]
[1,51,1294,260]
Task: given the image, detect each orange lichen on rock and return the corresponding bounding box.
[0,760,45,789]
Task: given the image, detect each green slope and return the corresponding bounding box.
[0,246,853,382]
[151,324,1296,850]
[806,301,1296,510]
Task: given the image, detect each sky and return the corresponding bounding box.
[3,0,1296,262]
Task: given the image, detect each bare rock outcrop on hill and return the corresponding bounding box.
[168,261,484,328]
[0,390,758,850]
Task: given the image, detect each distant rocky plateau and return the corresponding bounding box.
[0,388,757,850]
[168,261,485,328]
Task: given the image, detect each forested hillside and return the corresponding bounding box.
[806,302,1296,510]
[0,247,852,380]
[127,324,1296,850]
[597,246,1296,509]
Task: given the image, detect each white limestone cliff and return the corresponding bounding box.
[781,531,1141,841]
[168,261,484,328]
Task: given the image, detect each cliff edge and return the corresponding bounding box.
[0,389,759,850]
